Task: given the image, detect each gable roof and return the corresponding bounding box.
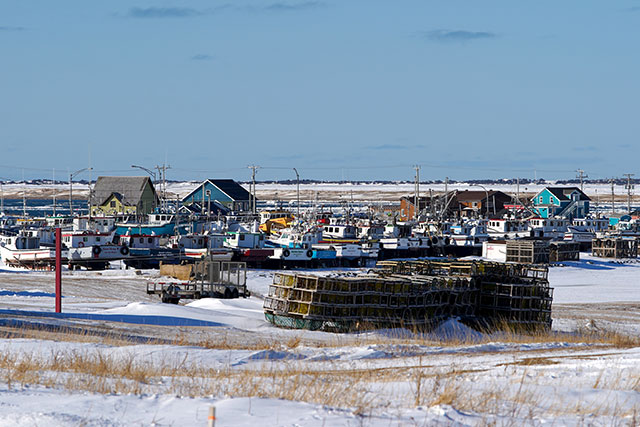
[207,179,251,201]
[182,179,252,202]
[91,176,157,206]
[539,187,591,202]
[455,190,510,202]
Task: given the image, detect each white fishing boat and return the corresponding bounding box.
[0,231,61,268]
[175,233,234,261]
[63,230,129,270]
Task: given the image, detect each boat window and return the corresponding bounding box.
[96,237,101,242]
[140,238,144,243]
[83,237,88,242]
[148,238,153,243]
[198,239,203,245]
[240,234,245,241]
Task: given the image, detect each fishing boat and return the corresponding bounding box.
[114,213,182,237]
[174,233,234,261]
[224,231,274,265]
[0,231,61,269]
[62,230,129,270]
[119,233,179,269]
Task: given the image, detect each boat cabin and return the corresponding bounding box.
[73,216,117,233]
[528,218,569,238]
[225,232,265,249]
[259,210,292,224]
[0,234,40,250]
[487,219,529,234]
[119,234,162,249]
[571,218,609,232]
[148,213,174,225]
[356,225,385,239]
[46,216,74,228]
[61,231,113,248]
[323,224,357,239]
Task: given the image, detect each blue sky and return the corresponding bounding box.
[1,1,640,182]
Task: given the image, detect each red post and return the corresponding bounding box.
[55,227,62,313]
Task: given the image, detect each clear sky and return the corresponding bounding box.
[1,1,640,182]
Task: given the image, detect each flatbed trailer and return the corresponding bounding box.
[146,281,249,304]
[147,260,250,304]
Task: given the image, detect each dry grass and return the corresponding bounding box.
[0,344,638,422]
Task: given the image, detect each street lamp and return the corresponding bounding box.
[131,165,157,182]
[470,184,489,218]
[293,168,300,219]
[69,167,92,217]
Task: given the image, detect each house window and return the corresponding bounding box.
[539,196,543,204]
[110,201,116,208]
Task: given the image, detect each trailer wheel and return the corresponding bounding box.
[161,293,180,304]
[231,288,239,299]
[224,288,232,299]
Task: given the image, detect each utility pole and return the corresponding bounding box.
[69,168,92,218]
[154,164,171,211]
[413,165,420,220]
[293,168,300,219]
[610,178,616,215]
[248,165,259,214]
[444,177,449,217]
[624,173,635,214]
[576,169,588,192]
[52,169,56,217]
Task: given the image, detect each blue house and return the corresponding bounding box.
[181,179,253,212]
[531,187,590,219]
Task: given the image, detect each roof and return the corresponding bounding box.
[455,190,509,202]
[90,176,157,206]
[207,179,251,201]
[540,187,591,202]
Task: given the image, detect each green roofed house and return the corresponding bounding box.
[181,179,253,212]
[90,176,158,216]
[531,187,591,219]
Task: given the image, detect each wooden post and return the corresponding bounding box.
[55,227,62,313]
[207,406,216,427]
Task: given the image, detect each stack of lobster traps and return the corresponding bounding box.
[263,259,553,333]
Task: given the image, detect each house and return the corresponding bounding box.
[454,190,512,218]
[531,187,590,219]
[90,176,158,216]
[399,196,432,220]
[181,179,253,213]
[400,190,512,220]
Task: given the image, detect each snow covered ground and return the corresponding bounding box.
[0,255,639,425]
[3,180,639,203]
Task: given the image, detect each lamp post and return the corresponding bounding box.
[131,165,158,214]
[131,165,157,182]
[293,168,300,219]
[69,168,92,217]
[470,184,489,219]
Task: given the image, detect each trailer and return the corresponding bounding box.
[147,260,249,304]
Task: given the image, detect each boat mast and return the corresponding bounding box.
[22,169,26,219]
[52,168,57,217]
